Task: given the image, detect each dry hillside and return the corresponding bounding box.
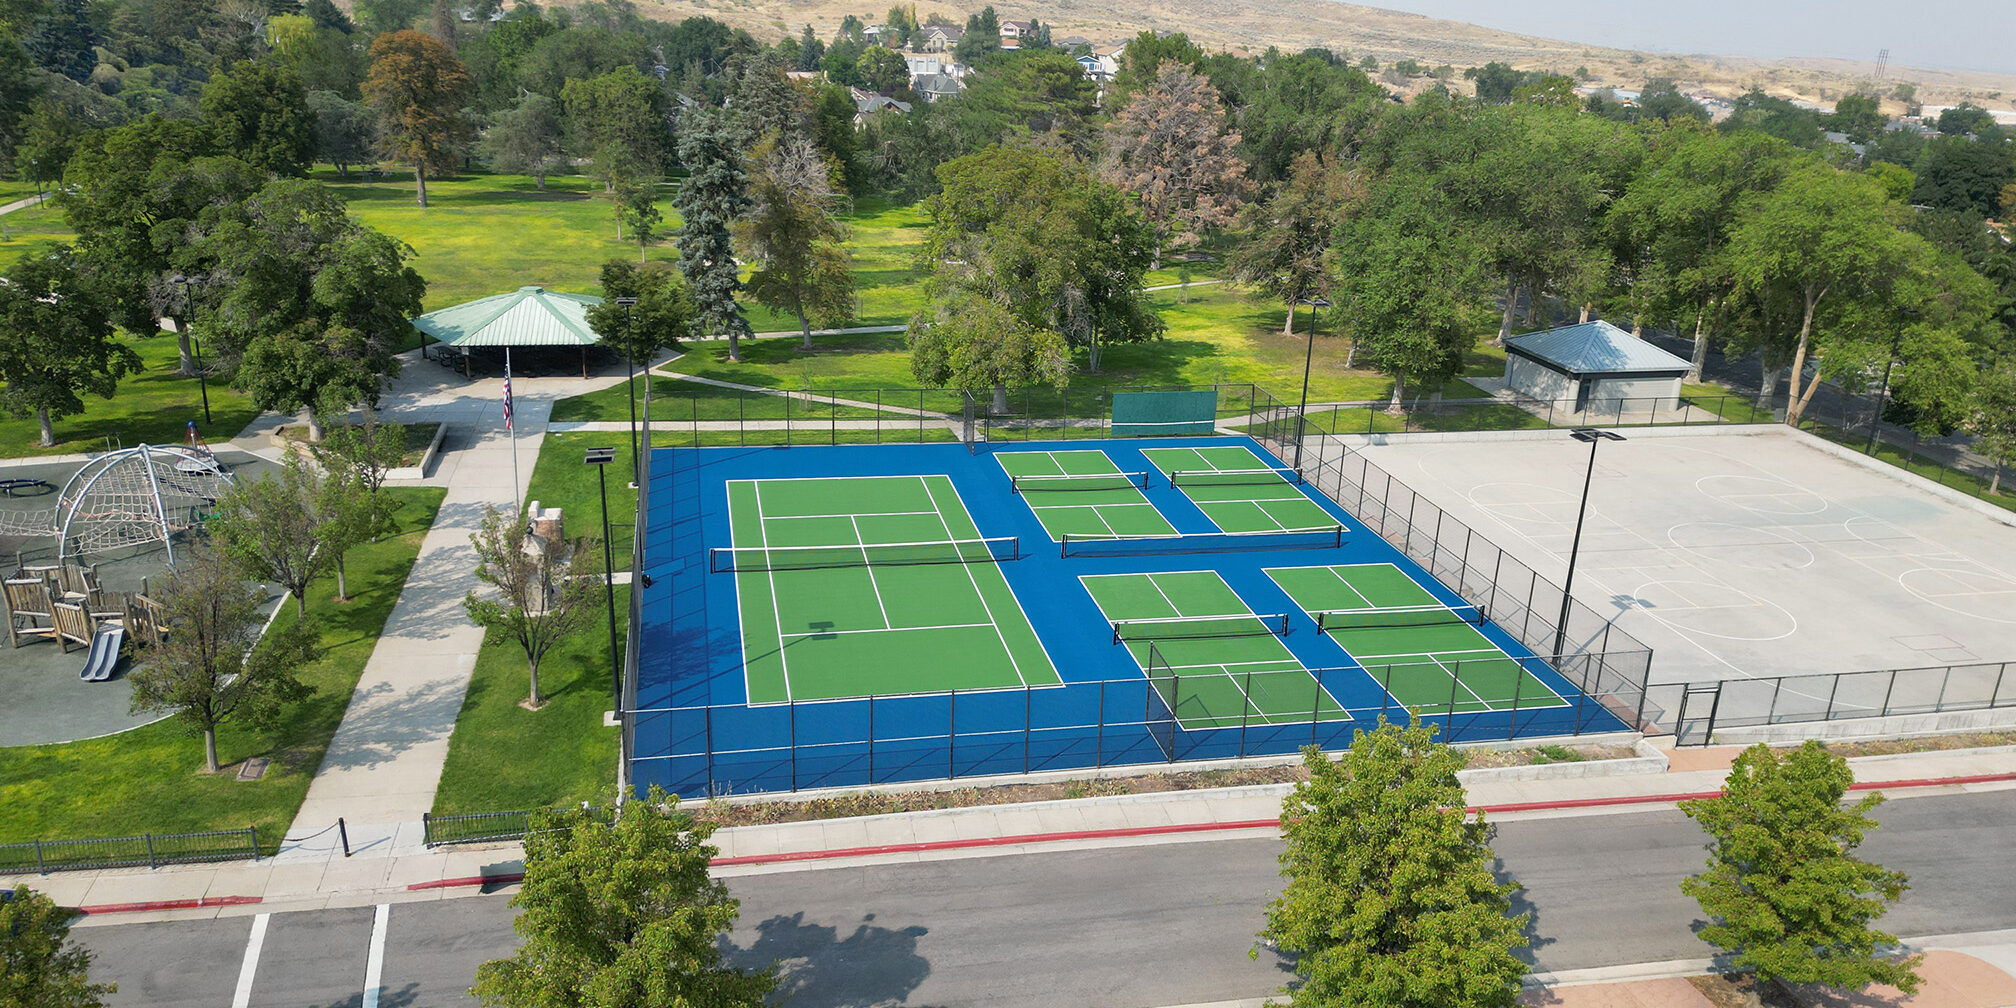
[615,0,2016,113]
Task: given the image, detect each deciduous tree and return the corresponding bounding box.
[201,61,318,177]
[0,248,137,448]
[363,29,474,207]
[585,259,695,363]
[1101,66,1252,268]
[739,137,856,346]
[673,107,753,359]
[306,90,379,179]
[463,503,602,708]
[470,787,774,1008]
[127,543,320,773]
[1972,361,2016,493]
[909,290,1070,413]
[479,93,566,190]
[1260,723,1529,1008]
[1229,151,1358,335]
[0,886,116,1008]
[561,65,670,192]
[209,455,327,617]
[1680,742,1920,996]
[1332,178,1489,411]
[920,144,1161,372]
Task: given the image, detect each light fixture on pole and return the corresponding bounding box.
[1554,428,1625,658]
[615,296,640,487]
[1292,297,1330,471]
[166,274,211,425]
[584,447,623,720]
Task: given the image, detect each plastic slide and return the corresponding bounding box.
[80,625,124,682]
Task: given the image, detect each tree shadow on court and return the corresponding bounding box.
[314,983,420,1008]
[728,911,937,1008]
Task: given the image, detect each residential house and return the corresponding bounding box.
[903,51,947,80]
[852,91,913,124]
[1000,19,1030,40]
[913,72,963,102]
[917,24,964,52]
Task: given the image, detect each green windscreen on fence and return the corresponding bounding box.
[1111,390,1219,437]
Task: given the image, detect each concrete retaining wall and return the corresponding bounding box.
[1711,707,2016,746]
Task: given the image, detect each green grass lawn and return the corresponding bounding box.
[322,169,682,313]
[524,430,639,563]
[0,335,262,458]
[0,197,70,261]
[431,585,626,815]
[0,487,445,852]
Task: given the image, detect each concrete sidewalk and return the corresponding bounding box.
[8,742,2010,917]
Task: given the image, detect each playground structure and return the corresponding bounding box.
[0,443,234,566]
[3,559,167,681]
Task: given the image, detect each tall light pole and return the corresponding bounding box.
[1292,296,1330,471]
[615,296,640,487]
[166,274,211,425]
[1555,428,1625,658]
[585,447,623,721]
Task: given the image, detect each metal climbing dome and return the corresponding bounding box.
[0,445,235,565]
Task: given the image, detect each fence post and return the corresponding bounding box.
[1507,663,1524,741]
[1994,663,2010,707]
[339,817,351,858]
[1023,686,1033,774]
[422,812,432,847]
[867,696,876,784]
[1881,670,1898,716]
[34,838,43,874]
[947,690,957,778]
[1935,665,1954,711]
[1095,680,1105,767]
[1824,675,1842,720]
[145,832,156,869]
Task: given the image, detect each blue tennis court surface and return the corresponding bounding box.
[629,435,1631,797]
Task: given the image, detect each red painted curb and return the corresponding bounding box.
[398,770,2016,886]
[408,872,524,891]
[77,894,262,916]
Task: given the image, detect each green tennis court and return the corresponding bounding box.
[1142,445,1341,533]
[997,449,1178,541]
[1265,563,1566,715]
[1080,570,1348,730]
[723,475,1061,703]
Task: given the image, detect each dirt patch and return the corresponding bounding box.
[690,743,1638,828]
[1822,732,2016,758]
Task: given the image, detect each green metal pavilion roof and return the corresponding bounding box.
[411,286,605,348]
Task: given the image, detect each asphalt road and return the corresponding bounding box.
[75,790,2016,1008]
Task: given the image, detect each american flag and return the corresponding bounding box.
[502,359,513,430]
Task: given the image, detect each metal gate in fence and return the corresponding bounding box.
[1672,683,1724,746]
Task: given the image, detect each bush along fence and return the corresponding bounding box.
[0,827,259,874]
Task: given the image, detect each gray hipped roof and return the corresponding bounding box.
[1505,320,1691,375]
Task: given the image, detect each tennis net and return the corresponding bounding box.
[1061,525,1345,557]
[1111,612,1292,644]
[1010,471,1152,494]
[1316,604,1484,634]
[1167,466,1304,487]
[709,536,1020,572]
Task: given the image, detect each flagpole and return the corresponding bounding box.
[506,347,520,512]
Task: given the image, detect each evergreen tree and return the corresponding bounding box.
[673,107,752,359]
[1261,723,1529,1008]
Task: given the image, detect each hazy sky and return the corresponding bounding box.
[1362,0,2016,75]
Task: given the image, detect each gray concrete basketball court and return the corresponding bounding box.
[1351,428,2016,698]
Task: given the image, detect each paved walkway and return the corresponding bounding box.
[258,350,643,859]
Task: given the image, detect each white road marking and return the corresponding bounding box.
[362,903,389,1008]
[230,913,270,1008]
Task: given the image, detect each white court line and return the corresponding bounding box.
[780,621,997,639]
[851,516,893,630]
[753,482,792,703]
[362,904,389,1008]
[1348,647,1505,661]
[231,913,270,1008]
[922,476,1037,688]
[767,509,941,521]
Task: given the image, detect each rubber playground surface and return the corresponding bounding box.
[631,436,1620,796]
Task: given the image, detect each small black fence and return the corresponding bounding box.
[0,827,259,874]
[421,809,537,847]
